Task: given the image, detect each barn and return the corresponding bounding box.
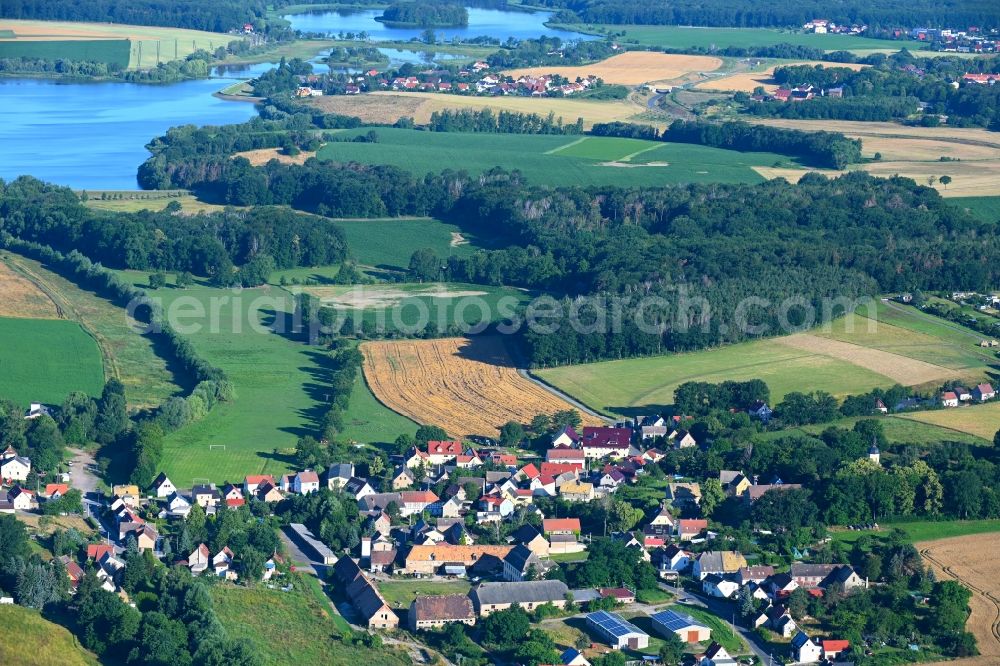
[586,610,649,650]
[651,608,712,643]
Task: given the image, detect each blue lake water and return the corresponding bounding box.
[0,8,587,190]
[284,7,594,43]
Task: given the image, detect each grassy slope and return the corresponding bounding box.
[117,272,416,484]
[556,24,923,52]
[0,317,104,407]
[3,253,180,408]
[318,129,806,187]
[538,304,997,416]
[756,413,989,446]
[211,576,411,666]
[0,605,99,666]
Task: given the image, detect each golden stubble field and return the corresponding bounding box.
[0,257,60,319]
[748,118,1000,197]
[504,51,723,86]
[310,91,645,129]
[696,60,867,93]
[233,147,317,166]
[361,336,603,437]
[919,534,1000,664]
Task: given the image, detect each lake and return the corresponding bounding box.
[0,72,258,191]
[284,7,594,43]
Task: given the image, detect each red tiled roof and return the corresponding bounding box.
[520,463,540,479]
[581,426,631,448]
[427,440,463,456]
[822,640,850,652]
[297,470,320,483]
[543,518,581,533]
[245,474,275,485]
[87,544,115,561]
[45,483,69,496]
[401,490,439,504]
[540,463,581,477]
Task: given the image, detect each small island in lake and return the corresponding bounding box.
[376,1,470,27]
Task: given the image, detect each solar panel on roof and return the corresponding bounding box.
[651,609,706,632]
[587,611,646,637]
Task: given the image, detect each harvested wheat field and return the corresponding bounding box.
[919,534,1000,662]
[233,148,317,166]
[0,257,60,319]
[362,336,603,437]
[696,60,866,93]
[310,92,643,129]
[899,401,1000,441]
[776,333,958,385]
[504,51,722,86]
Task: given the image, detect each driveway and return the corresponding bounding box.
[68,448,102,520]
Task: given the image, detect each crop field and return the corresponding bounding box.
[747,118,1000,197]
[555,24,924,53]
[918,534,1000,662]
[758,414,990,446]
[0,39,129,67]
[311,90,642,128]
[318,128,804,186]
[898,402,1000,441]
[361,336,604,437]
[0,605,98,666]
[302,282,532,333]
[695,60,867,93]
[211,576,410,666]
[0,317,104,408]
[0,258,59,319]
[0,19,238,69]
[536,303,992,417]
[233,147,317,166]
[3,253,178,408]
[332,217,481,270]
[503,51,722,85]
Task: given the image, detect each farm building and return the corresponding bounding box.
[288,523,337,565]
[408,594,476,631]
[586,610,649,649]
[470,580,569,615]
[651,609,711,643]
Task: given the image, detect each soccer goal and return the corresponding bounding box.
[191,477,211,486]
[208,444,226,451]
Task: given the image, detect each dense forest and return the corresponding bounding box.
[0,177,347,282]
[0,0,293,34]
[428,108,584,134]
[542,0,1000,30]
[377,0,468,27]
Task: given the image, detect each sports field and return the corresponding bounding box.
[332,217,482,270]
[2,253,176,408]
[537,305,992,416]
[362,336,604,437]
[554,24,924,52]
[318,127,805,186]
[504,51,722,85]
[0,19,238,69]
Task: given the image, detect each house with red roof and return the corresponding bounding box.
[401,490,439,516]
[293,470,320,495]
[822,639,850,659]
[941,391,960,407]
[540,462,581,478]
[543,518,581,535]
[974,383,996,402]
[426,440,464,465]
[244,475,275,496]
[87,544,115,561]
[580,427,632,459]
[516,463,540,481]
[43,483,69,498]
[546,448,586,467]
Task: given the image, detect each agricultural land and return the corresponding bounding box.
[695,60,868,94]
[317,127,809,186]
[504,51,723,86]
[361,335,605,437]
[331,217,481,270]
[537,303,994,416]
[919,534,1000,663]
[0,19,237,69]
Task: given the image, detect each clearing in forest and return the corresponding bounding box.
[361,336,603,437]
[503,51,722,85]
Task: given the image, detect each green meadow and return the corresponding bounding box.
[555,24,924,52]
[0,317,104,408]
[318,128,806,187]
[0,39,130,67]
[115,272,416,484]
[951,195,1000,223]
[831,519,1000,544]
[0,605,98,666]
[332,217,483,270]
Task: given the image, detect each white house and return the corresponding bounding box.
[166,492,192,519]
[293,470,320,495]
[0,447,30,482]
[747,401,772,422]
[24,403,52,420]
[9,487,36,511]
[791,631,823,664]
[941,391,960,407]
[551,426,578,448]
[151,473,176,498]
[189,544,211,574]
[702,574,740,599]
[974,383,996,402]
[326,463,355,490]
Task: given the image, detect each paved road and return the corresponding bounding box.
[519,368,614,424]
[659,582,777,664]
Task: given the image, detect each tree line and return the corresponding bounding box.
[428,108,584,134]
[378,0,468,27]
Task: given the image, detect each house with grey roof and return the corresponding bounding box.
[469,580,569,616]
